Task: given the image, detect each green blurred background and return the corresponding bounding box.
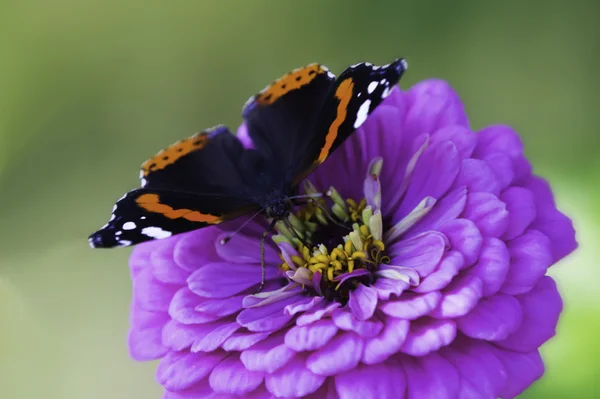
[0,1,598,398]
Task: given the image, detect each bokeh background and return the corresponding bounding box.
[1,1,598,398]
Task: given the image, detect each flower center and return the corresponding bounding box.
[272,182,389,305]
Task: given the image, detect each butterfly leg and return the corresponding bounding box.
[256,219,278,293]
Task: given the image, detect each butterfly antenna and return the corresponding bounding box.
[287,192,325,201]
[220,207,268,245]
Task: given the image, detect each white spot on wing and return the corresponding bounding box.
[142,227,172,239]
[367,81,378,94]
[354,99,372,128]
[141,178,148,187]
[382,85,396,98]
[326,71,335,79]
[141,216,146,220]
[118,240,132,246]
[123,222,136,230]
[400,59,408,70]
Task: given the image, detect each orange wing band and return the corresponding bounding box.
[141,133,208,177]
[316,78,354,164]
[136,193,222,224]
[256,64,327,106]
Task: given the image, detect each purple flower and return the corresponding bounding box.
[128,80,577,398]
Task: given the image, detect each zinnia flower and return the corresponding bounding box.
[128,80,577,398]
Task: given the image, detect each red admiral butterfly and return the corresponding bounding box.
[89,59,407,261]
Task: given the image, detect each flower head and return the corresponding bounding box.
[129,80,577,398]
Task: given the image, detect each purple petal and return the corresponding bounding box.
[128,304,169,361]
[461,192,509,238]
[222,331,270,352]
[491,347,544,398]
[364,158,383,210]
[335,361,407,399]
[408,187,467,237]
[413,251,463,293]
[150,241,190,284]
[402,352,460,399]
[404,80,469,135]
[188,262,279,298]
[277,242,299,270]
[243,284,303,308]
[169,287,220,324]
[236,123,255,149]
[473,125,524,159]
[173,228,222,272]
[191,322,240,352]
[162,382,214,399]
[331,308,383,338]
[236,294,299,332]
[133,267,178,312]
[430,125,476,159]
[430,275,483,319]
[379,291,441,320]
[525,176,578,262]
[501,187,537,240]
[362,316,410,365]
[285,319,338,351]
[157,350,227,392]
[306,332,364,376]
[467,237,510,296]
[241,333,296,373]
[285,296,324,316]
[401,319,456,357]
[162,320,197,351]
[161,320,238,352]
[483,153,515,190]
[296,302,341,326]
[395,141,461,221]
[454,158,500,196]
[439,339,507,399]
[348,284,378,320]
[496,277,562,352]
[194,295,245,318]
[500,229,552,295]
[208,355,264,395]
[439,218,482,266]
[216,232,279,265]
[456,294,523,341]
[130,241,155,277]
[332,269,371,285]
[265,354,326,397]
[388,231,447,277]
[373,278,410,300]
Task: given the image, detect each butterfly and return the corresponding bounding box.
[89,58,408,258]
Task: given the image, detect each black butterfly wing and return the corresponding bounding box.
[89,188,258,248]
[241,59,407,189]
[291,59,408,184]
[90,126,266,248]
[140,125,266,197]
[241,64,337,190]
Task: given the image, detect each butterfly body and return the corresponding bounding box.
[90,59,407,248]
